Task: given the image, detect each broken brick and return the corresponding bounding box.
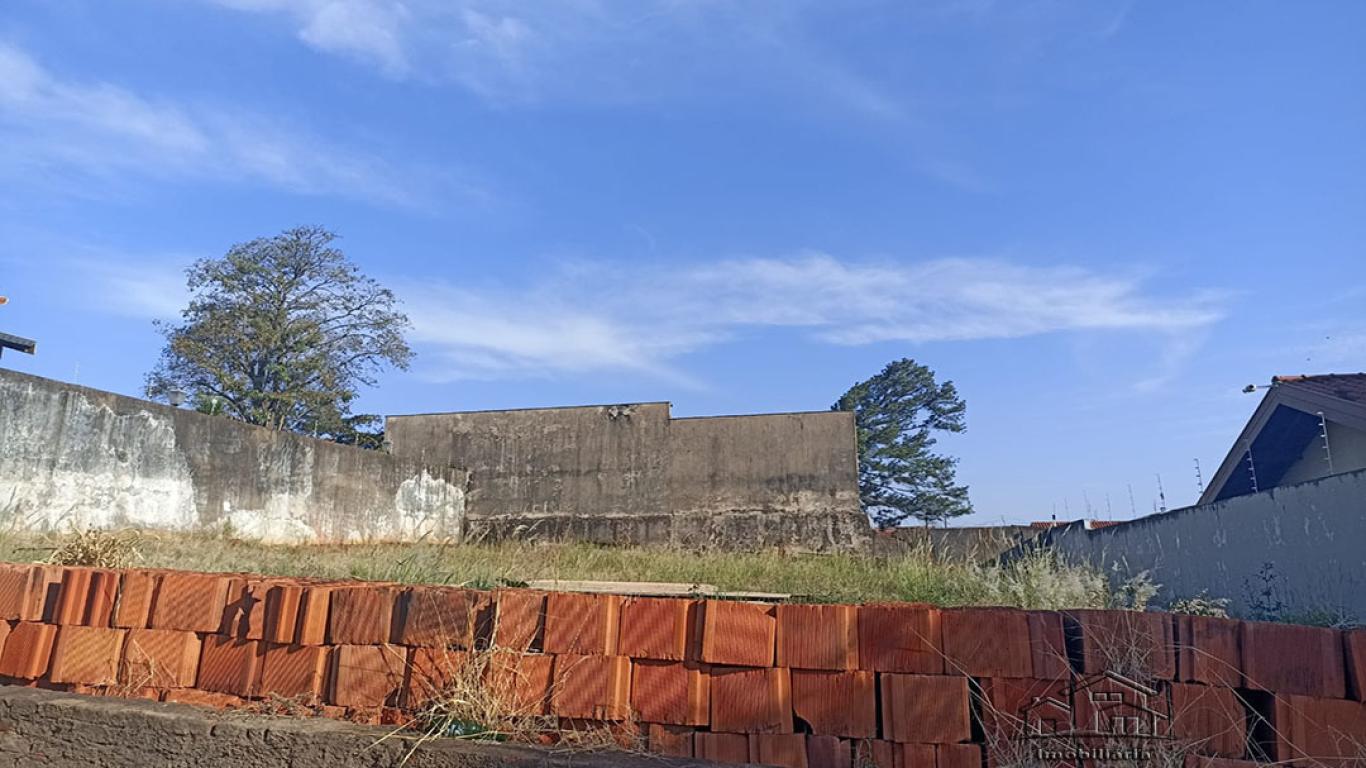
[150,572,230,633]
[700,600,776,667]
[550,653,632,720]
[618,596,697,661]
[328,585,398,645]
[329,643,407,708]
[711,666,792,734]
[791,669,877,738]
[1240,620,1345,698]
[858,602,943,674]
[776,603,858,671]
[750,733,809,768]
[221,577,274,641]
[941,607,1032,678]
[646,723,694,758]
[492,589,545,652]
[197,636,262,697]
[630,660,709,726]
[880,673,971,744]
[49,625,126,685]
[397,586,476,648]
[543,592,621,656]
[120,628,200,688]
[259,643,330,701]
[0,621,58,679]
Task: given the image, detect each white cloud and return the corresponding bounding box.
[209,0,412,75]
[400,253,1225,381]
[0,43,434,206]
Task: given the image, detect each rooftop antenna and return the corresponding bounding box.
[1156,474,1167,513]
[1316,412,1335,474]
[1194,458,1205,495]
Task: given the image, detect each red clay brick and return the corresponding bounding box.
[113,570,159,629]
[806,735,852,768]
[0,565,61,622]
[221,577,275,641]
[263,583,304,644]
[329,643,407,708]
[0,621,58,678]
[0,621,10,659]
[777,603,858,671]
[49,626,126,685]
[1066,609,1176,681]
[1026,611,1070,680]
[198,636,262,697]
[52,568,94,625]
[398,586,476,648]
[485,651,554,715]
[1183,758,1261,768]
[86,570,119,626]
[630,660,709,726]
[941,607,1032,678]
[1169,682,1247,758]
[700,600,776,667]
[259,643,329,701]
[1175,615,1242,688]
[854,740,897,768]
[328,585,398,645]
[791,670,876,738]
[750,733,808,768]
[1268,694,1366,764]
[711,666,792,734]
[694,732,750,764]
[404,646,470,709]
[550,653,632,720]
[858,602,943,674]
[880,673,971,744]
[493,589,546,652]
[297,585,333,645]
[120,628,200,688]
[1240,620,1345,698]
[150,572,230,633]
[977,676,1070,740]
[937,743,981,768]
[619,597,697,661]
[543,592,621,656]
[646,723,694,758]
[893,743,936,768]
[164,688,244,710]
[1347,629,1366,701]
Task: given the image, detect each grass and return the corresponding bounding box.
[0,528,1119,609]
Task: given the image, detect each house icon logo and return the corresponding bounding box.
[1012,671,1174,767]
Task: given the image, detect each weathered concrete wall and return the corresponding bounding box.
[0,369,467,544]
[872,524,1040,561]
[387,405,869,551]
[1029,468,1366,621]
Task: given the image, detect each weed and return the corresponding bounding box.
[45,527,143,568]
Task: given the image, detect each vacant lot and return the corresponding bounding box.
[0,529,1126,610]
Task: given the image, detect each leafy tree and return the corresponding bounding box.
[146,226,411,445]
[833,358,971,528]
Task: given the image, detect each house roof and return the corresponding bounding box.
[1199,373,1366,504]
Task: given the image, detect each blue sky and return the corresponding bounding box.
[2,1,1363,524]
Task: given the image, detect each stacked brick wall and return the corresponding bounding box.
[1,562,1364,767]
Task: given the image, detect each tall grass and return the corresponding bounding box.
[0,530,1115,609]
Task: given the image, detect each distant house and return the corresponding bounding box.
[1200,373,1366,504]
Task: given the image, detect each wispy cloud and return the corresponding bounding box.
[0,42,444,206]
[400,253,1225,382]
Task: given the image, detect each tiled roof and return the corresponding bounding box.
[1273,373,1366,405]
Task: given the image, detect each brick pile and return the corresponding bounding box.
[0,562,1363,767]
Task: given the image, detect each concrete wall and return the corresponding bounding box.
[387,405,869,551]
[0,369,467,544]
[1031,468,1366,621]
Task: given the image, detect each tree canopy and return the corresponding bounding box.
[146,226,411,445]
[832,358,971,528]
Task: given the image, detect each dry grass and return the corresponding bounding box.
[0,529,1119,609]
[43,527,144,569]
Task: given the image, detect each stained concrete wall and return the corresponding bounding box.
[386,405,869,551]
[1030,468,1366,621]
[0,369,467,544]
